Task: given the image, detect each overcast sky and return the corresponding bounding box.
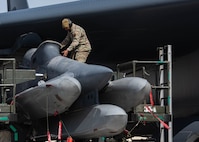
[0,0,78,13]
[27,0,78,8]
[0,0,7,13]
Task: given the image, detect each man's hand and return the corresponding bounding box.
[62,49,69,57]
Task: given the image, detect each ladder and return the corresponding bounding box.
[0,58,17,123]
[116,45,173,142]
[0,58,36,123]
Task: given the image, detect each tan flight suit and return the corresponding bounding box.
[61,23,91,63]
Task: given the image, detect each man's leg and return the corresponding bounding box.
[75,51,89,63]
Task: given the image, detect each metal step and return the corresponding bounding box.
[0,104,17,123]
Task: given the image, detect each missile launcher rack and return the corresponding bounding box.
[0,58,17,124]
[0,58,36,142]
[116,45,173,142]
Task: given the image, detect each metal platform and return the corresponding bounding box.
[116,45,173,142]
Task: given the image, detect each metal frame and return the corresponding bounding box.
[116,45,173,142]
[0,58,16,114]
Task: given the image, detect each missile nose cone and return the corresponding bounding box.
[90,104,127,137]
[99,77,151,112]
[78,64,113,92]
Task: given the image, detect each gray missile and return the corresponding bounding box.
[39,104,128,139]
[16,40,113,119]
[99,77,151,112]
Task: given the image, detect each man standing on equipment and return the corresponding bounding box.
[60,18,91,63]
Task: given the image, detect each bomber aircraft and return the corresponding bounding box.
[1,0,199,141]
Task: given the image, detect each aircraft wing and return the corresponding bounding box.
[16,74,81,120]
[0,0,183,26]
[1,0,199,65]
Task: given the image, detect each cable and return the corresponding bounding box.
[46,93,51,141]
